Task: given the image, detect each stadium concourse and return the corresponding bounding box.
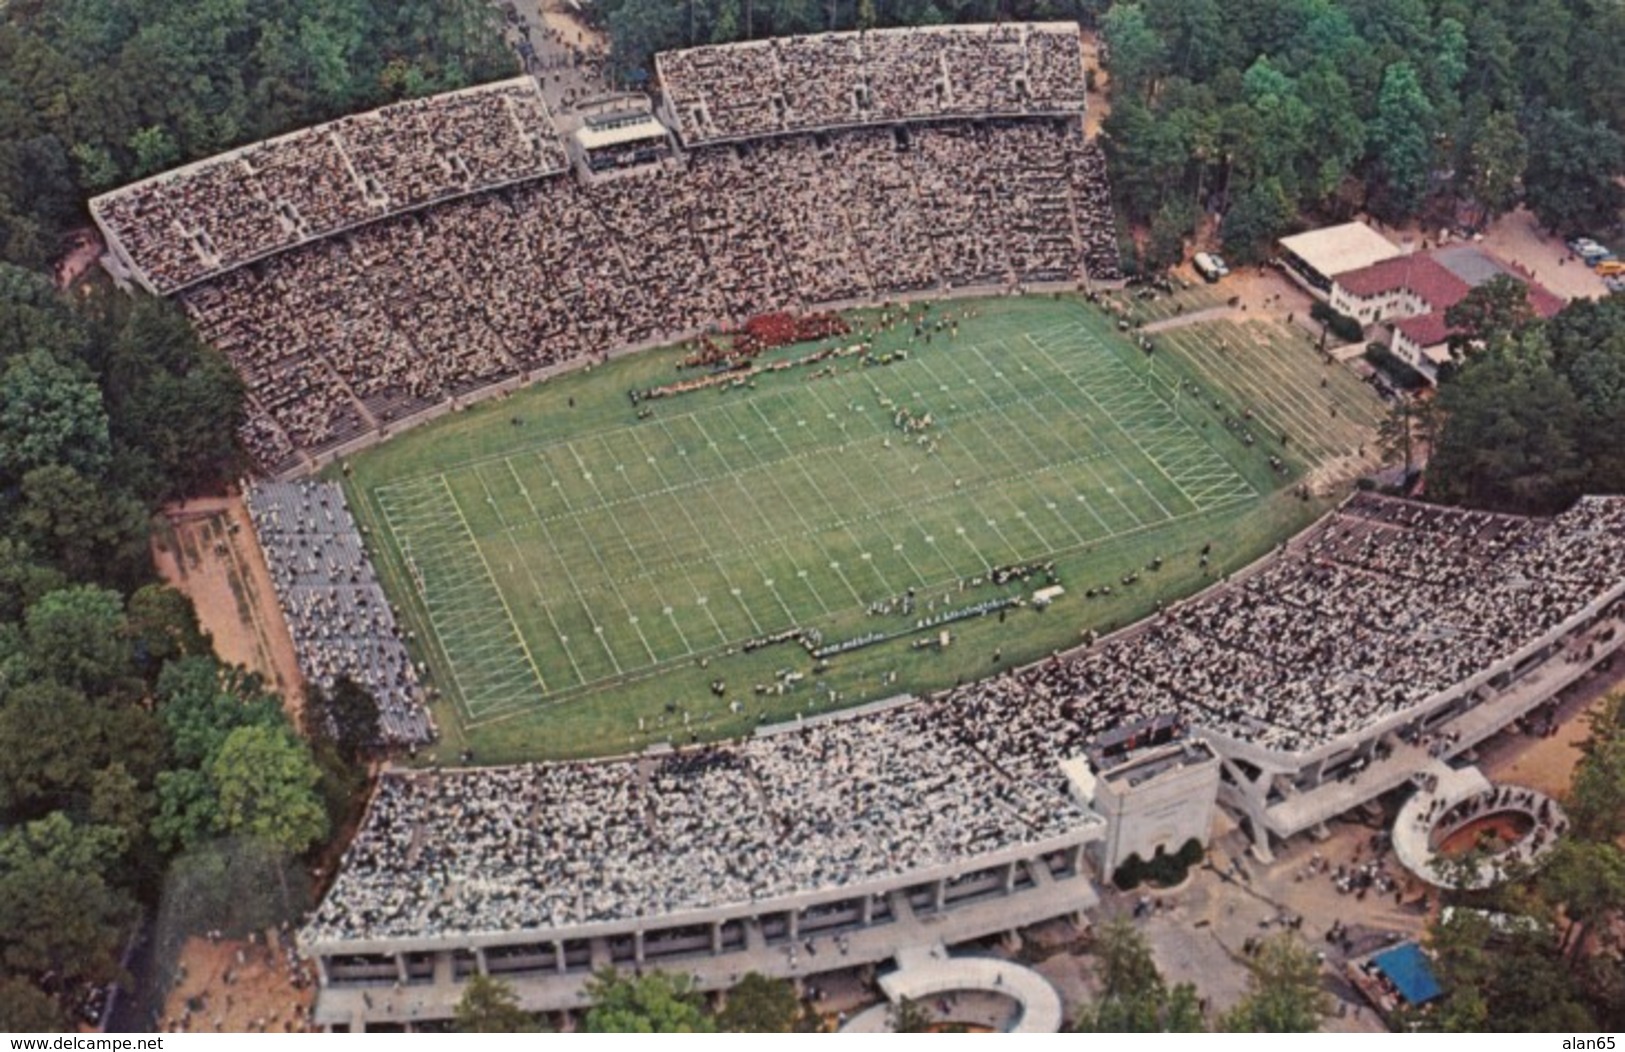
[292,491,1625,1029]
[90,23,1118,477]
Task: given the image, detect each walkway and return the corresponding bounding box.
[842,948,1064,1033]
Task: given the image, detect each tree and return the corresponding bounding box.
[889,996,932,1033]
[0,538,65,625]
[305,675,382,765]
[1425,902,1594,1031]
[1567,692,1625,843]
[716,971,800,1032]
[21,585,129,696]
[1074,916,1205,1031]
[1524,110,1625,235]
[455,974,538,1032]
[0,348,110,485]
[1369,62,1435,219]
[1220,933,1328,1032]
[207,725,328,856]
[1444,275,1538,361]
[0,814,137,1003]
[1100,4,1166,102]
[157,656,284,769]
[583,969,716,1032]
[1462,110,1527,227]
[1220,177,1293,263]
[1426,332,1586,514]
[127,584,209,675]
[1542,839,1625,962]
[1377,393,1437,476]
[15,464,152,588]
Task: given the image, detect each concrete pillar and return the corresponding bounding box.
[1068,843,1086,876]
[860,894,874,925]
[787,909,799,941]
[554,942,567,974]
[1004,861,1018,894]
[634,930,646,966]
[711,922,724,955]
[933,878,947,912]
[315,955,330,988]
[474,948,489,977]
[394,953,409,984]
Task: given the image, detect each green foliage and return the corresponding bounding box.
[1310,300,1364,344]
[1075,916,1205,1032]
[1523,109,1625,236]
[889,996,933,1033]
[455,974,539,1033]
[127,584,210,674]
[1443,274,1537,359]
[1427,330,1586,514]
[304,675,382,766]
[1366,343,1430,392]
[1220,933,1328,1032]
[583,969,716,1033]
[0,348,110,484]
[21,584,129,695]
[1425,904,1594,1031]
[0,813,138,1008]
[208,724,329,855]
[1567,692,1625,843]
[1220,177,1294,262]
[715,971,800,1032]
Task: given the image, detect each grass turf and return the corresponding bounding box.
[335,292,1385,763]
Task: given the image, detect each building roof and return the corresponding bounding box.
[1394,313,1455,352]
[1344,245,1568,350]
[1336,253,1471,306]
[1278,222,1402,278]
[1432,245,1567,319]
[575,118,667,151]
[1372,943,1444,1005]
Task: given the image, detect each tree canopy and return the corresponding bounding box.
[1074,916,1205,1032]
[1098,0,1625,264]
[582,969,716,1033]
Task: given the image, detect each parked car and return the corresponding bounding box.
[1193,252,1230,282]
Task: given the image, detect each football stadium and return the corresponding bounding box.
[90,22,1625,1030]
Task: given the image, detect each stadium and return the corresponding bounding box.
[90,23,1625,1031]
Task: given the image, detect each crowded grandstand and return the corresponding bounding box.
[302,492,1625,947]
[90,27,1118,475]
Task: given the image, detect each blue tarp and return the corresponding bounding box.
[1372,943,1443,1005]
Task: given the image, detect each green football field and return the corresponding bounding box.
[337,292,1386,763]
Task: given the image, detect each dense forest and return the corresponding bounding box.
[1095,0,1625,267]
[0,0,513,1028]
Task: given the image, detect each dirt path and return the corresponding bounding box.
[154,496,306,720]
[161,933,317,1034]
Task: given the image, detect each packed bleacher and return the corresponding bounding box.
[91,78,567,294]
[300,494,1625,943]
[655,23,1086,145]
[178,120,1121,472]
[245,480,434,747]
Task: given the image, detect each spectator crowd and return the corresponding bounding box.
[246,481,435,746]
[85,26,1115,473]
[656,23,1087,145]
[92,78,567,294]
[180,120,1119,471]
[300,493,1625,943]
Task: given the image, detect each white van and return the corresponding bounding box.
[1193,252,1230,282]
